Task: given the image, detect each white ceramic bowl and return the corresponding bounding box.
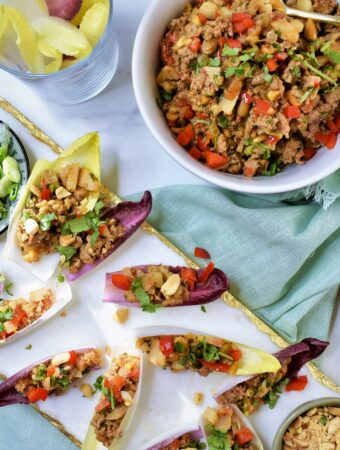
[132,0,340,194]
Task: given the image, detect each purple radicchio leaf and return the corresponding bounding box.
[0,347,98,407]
[45,0,82,20]
[214,338,329,400]
[65,191,152,282]
[103,265,228,307]
[146,428,204,450]
[274,337,329,381]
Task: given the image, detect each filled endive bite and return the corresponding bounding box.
[215,338,329,415]
[82,352,142,450]
[135,327,280,376]
[144,424,206,450]
[104,264,228,312]
[202,404,263,450]
[4,133,152,281]
[0,280,72,344]
[0,347,101,406]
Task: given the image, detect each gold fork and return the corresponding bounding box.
[278,1,340,24]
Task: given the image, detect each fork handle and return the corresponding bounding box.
[286,6,340,24]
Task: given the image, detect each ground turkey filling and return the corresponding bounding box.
[157,0,340,177]
[204,405,259,449]
[119,265,190,307]
[16,164,125,274]
[216,359,290,414]
[160,432,206,450]
[15,349,101,403]
[92,353,140,448]
[137,334,242,376]
[0,288,54,340]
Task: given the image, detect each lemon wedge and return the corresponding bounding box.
[0,6,45,73]
[38,38,62,73]
[71,0,108,27]
[32,16,92,59]
[79,2,109,47]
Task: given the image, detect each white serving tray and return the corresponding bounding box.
[0,225,339,449]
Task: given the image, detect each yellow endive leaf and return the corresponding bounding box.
[71,0,108,27]
[60,58,77,71]
[38,38,62,73]
[79,2,109,47]
[0,6,44,73]
[32,16,92,58]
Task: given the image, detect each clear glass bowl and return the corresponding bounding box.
[0,0,118,104]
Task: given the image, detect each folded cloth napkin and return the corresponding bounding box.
[142,171,340,343]
[1,172,339,450]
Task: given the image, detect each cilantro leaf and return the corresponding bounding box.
[0,307,13,322]
[321,41,340,65]
[320,415,328,425]
[174,342,185,352]
[40,213,57,232]
[263,64,273,83]
[131,278,161,313]
[93,375,104,392]
[217,115,228,129]
[57,274,65,283]
[222,45,240,57]
[201,305,207,313]
[209,57,221,67]
[4,283,13,296]
[68,216,91,234]
[57,246,77,262]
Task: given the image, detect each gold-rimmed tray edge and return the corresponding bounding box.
[0,97,338,449]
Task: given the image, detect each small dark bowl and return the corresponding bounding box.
[272,397,340,449]
[0,121,30,236]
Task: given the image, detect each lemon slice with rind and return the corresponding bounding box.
[0,6,44,73]
[79,2,109,47]
[32,16,92,59]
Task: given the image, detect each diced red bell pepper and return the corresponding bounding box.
[111,273,132,291]
[40,188,51,201]
[229,349,242,362]
[283,105,301,119]
[105,376,125,403]
[159,336,174,356]
[194,247,211,259]
[226,38,242,49]
[315,131,337,150]
[241,91,254,104]
[199,13,207,25]
[199,261,215,283]
[244,164,257,178]
[98,224,109,236]
[177,124,195,146]
[11,306,27,328]
[266,135,280,146]
[95,397,111,412]
[231,13,255,34]
[0,331,7,340]
[47,365,56,377]
[303,148,317,161]
[190,37,201,53]
[128,367,140,382]
[180,267,197,291]
[327,119,338,133]
[286,375,308,392]
[68,350,77,367]
[182,106,194,120]
[266,58,279,72]
[197,133,211,151]
[253,99,272,116]
[26,387,49,403]
[236,427,254,445]
[204,151,228,169]
[274,51,288,61]
[161,32,176,66]
[188,146,203,161]
[199,359,231,372]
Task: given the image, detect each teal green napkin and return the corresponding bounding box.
[1,171,339,450]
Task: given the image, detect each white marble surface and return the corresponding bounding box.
[0,0,339,448]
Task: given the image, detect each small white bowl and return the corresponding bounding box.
[132,0,340,194]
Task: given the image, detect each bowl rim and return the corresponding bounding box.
[0,121,30,236]
[132,0,340,194]
[272,396,340,450]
